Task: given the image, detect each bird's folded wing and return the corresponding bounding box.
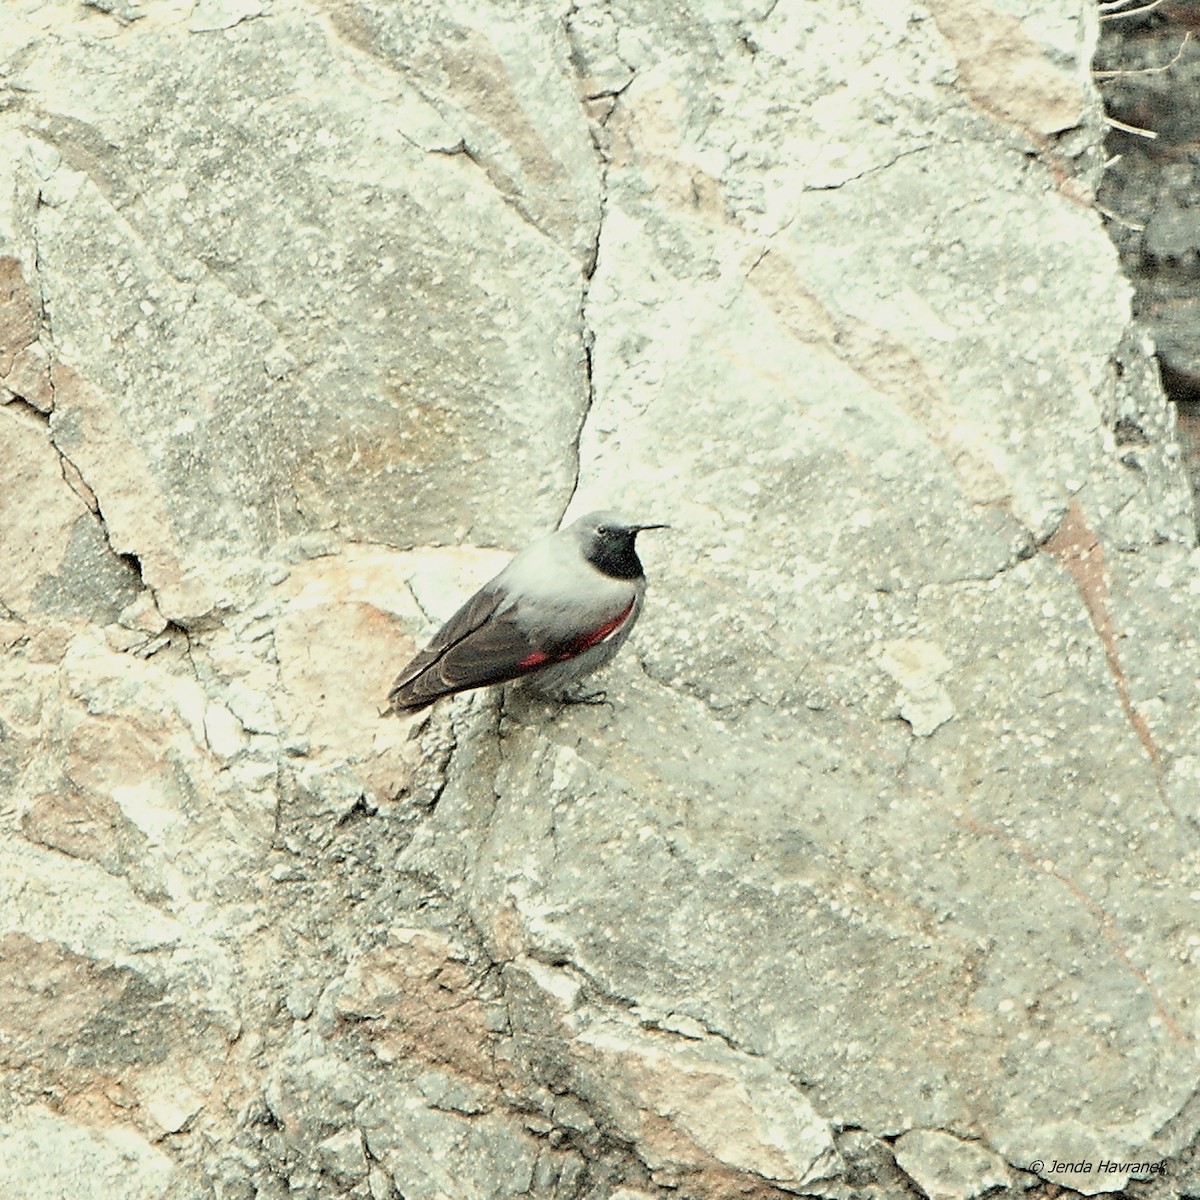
[387,587,549,711]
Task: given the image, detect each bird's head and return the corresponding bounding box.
[569,511,669,580]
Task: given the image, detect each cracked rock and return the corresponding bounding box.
[3,0,1200,1198]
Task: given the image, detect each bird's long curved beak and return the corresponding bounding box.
[632,523,670,532]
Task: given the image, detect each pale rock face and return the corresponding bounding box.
[2,1,1199,1198]
[892,1129,1014,1200]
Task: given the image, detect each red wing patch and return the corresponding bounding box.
[568,598,635,655]
[517,599,635,671]
[390,591,638,712]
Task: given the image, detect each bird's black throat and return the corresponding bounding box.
[586,531,644,580]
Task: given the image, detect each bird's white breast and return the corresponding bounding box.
[497,531,640,628]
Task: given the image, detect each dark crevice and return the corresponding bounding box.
[2,394,50,425]
[23,177,177,619]
[561,336,596,524]
[1159,357,1200,404]
[428,139,552,243]
[6,385,179,637]
[334,793,377,829]
[1095,6,1200,530]
[398,706,457,814]
[31,188,53,350]
[559,25,626,527]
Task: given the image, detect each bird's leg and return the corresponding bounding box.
[560,685,610,706]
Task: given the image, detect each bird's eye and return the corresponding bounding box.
[597,525,612,536]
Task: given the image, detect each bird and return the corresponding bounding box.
[387,511,667,713]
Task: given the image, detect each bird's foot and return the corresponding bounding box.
[561,685,609,706]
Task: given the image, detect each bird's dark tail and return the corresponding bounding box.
[386,679,435,714]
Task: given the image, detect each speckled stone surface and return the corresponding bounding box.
[1,2,1198,1198]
